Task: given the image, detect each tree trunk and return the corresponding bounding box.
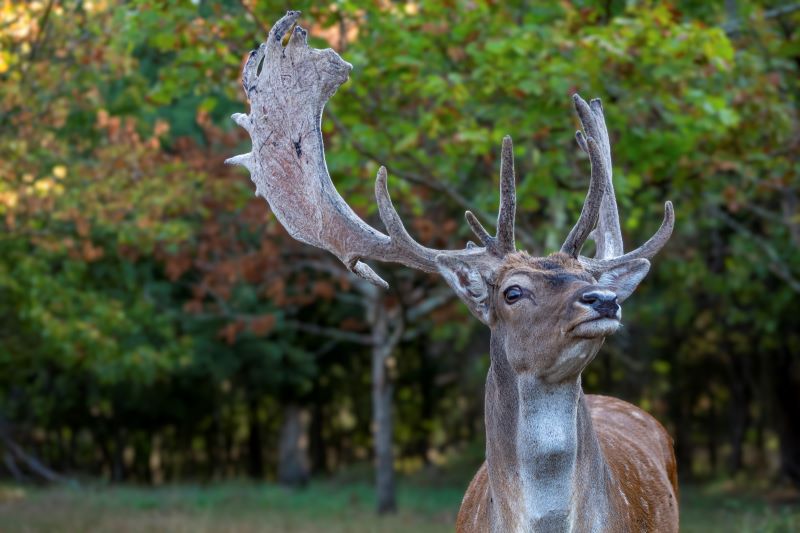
[111,431,125,482]
[149,433,164,485]
[728,375,750,474]
[309,392,328,474]
[722,342,752,475]
[373,349,395,513]
[277,403,310,487]
[205,414,220,480]
[4,452,25,482]
[247,396,264,480]
[415,337,435,464]
[770,346,800,487]
[369,293,402,515]
[707,398,717,476]
[0,425,68,484]
[669,354,693,481]
[754,411,767,470]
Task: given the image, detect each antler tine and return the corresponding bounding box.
[579,201,674,274]
[497,135,517,254]
[573,94,623,259]
[374,167,444,270]
[561,134,607,257]
[570,94,675,274]
[465,211,494,248]
[268,10,301,49]
[464,135,517,256]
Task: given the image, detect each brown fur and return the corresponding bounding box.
[493,252,586,283]
[588,395,679,530]
[457,395,679,532]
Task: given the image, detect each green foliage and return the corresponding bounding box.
[0,0,798,489]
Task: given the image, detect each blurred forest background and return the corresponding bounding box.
[0,0,799,531]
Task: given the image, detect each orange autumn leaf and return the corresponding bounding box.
[249,314,276,336]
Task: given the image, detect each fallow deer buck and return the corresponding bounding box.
[227,11,679,532]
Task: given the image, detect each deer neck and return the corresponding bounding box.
[484,332,611,532]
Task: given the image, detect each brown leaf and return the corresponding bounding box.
[249,314,276,336]
[340,317,365,332]
[313,280,336,300]
[166,254,193,281]
[183,300,204,314]
[413,218,435,242]
[218,321,244,345]
[75,216,90,237]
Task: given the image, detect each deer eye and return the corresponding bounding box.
[504,285,524,304]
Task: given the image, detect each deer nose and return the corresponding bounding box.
[579,290,619,319]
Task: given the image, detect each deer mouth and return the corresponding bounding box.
[570,317,621,339]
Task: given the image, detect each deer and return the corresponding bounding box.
[226,11,679,532]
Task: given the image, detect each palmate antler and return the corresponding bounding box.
[226,11,672,288]
[226,11,511,289]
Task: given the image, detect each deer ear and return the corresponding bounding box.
[596,258,650,303]
[436,255,492,325]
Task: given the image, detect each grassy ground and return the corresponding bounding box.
[0,479,797,532]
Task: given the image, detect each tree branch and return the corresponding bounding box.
[406,289,453,322]
[0,421,71,484]
[328,112,537,250]
[283,320,373,346]
[715,208,800,293]
[236,0,270,35]
[724,3,800,35]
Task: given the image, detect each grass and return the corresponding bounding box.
[680,482,799,533]
[0,478,797,532]
[0,480,462,533]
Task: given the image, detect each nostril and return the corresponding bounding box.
[580,292,602,305]
[580,291,620,317]
[580,294,598,305]
[599,302,620,319]
[595,299,620,318]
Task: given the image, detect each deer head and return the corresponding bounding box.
[226,12,674,382]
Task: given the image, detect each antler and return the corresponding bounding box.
[572,95,623,259]
[465,136,517,256]
[226,11,511,289]
[568,94,674,274]
[227,13,671,289]
[560,127,608,258]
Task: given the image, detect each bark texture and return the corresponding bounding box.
[369,293,403,514]
[278,403,310,488]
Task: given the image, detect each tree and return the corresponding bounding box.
[1,0,798,496]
